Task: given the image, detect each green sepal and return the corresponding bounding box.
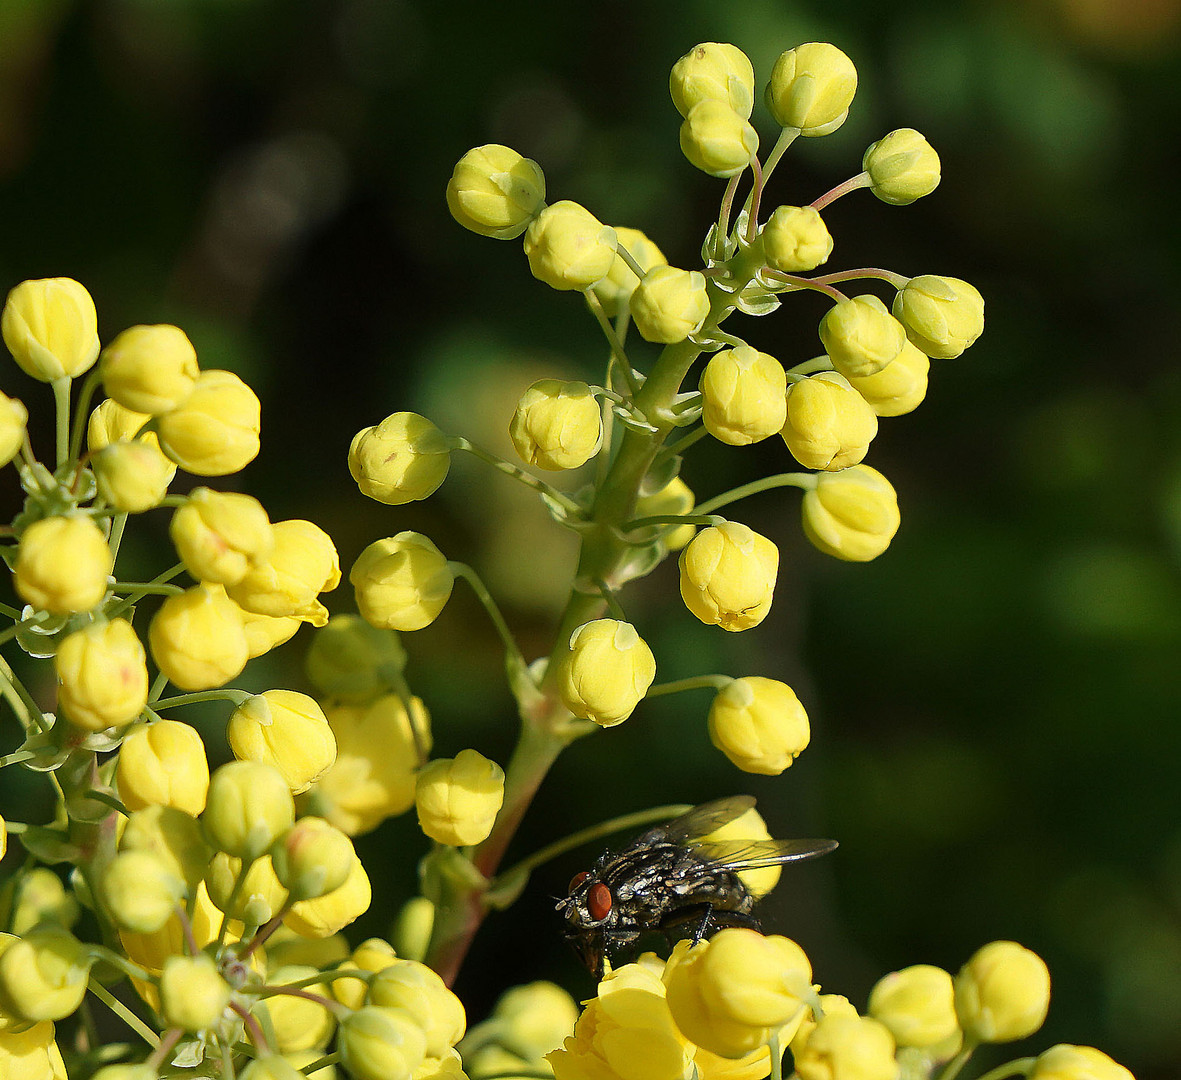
[19,825,83,865]
[641,454,682,497]
[733,281,781,316]
[419,847,488,907]
[484,864,530,911]
[14,607,71,659]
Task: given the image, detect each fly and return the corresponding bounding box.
[555,795,837,976]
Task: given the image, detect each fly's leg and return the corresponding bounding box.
[659,903,762,948]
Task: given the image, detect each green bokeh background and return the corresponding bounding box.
[1,0,1179,1076]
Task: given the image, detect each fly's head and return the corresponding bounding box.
[556,868,635,976]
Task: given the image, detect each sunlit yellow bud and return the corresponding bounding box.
[117,719,210,814]
[679,522,779,631]
[5,868,79,937]
[589,226,668,317]
[350,533,455,632]
[159,953,231,1033]
[635,475,697,552]
[0,392,27,466]
[228,690,336,794]
[240,608,302,658]
[679,101,758,179]
[793,1013,898,1080]
[893,276,984,359]
[0,929,91,1022]
[240,1056,308,1080]
[868,965,958,1048]
[954,941,1050,1044]
[557,618,656,727]
[845,341,929,417]
[100,850,185,933]
[227,519,340,627]
[670,42,756,119]
[446,144,546,240]
[484,980,579,1059]
[819,294,907,379]
[698,805,783,898]
[14,515,112,614]
[801,465,900,562]
[765,43,857,136]
[331,937,400,1010]
[206,851,289,924]
[54,618,148,731]
[415,749,505,848]
[782,371,878,471]
[261,965,337,1052]
[790,993,859,1056]
[2,277,99,382]
[155,369,261,476]
[708,677,810,776]
[100,324,199,415]
[121,805,209,891]
[283,846,371,938]
[314,694,428,835]
[339,1006,428,1080]
[93,441,175,512]
[170,486,275,586]
[204,760,295,861]
[350,412,451,506]
[664,929,812,1059]
[149,583,249,690]
[1030,1044,1135,1080]
[700,345,787,445]
[762,206,833,272]
[271,817,355,902]
[524,201,617,291]
[509,380,603,471]
[0,1021,67,1080]
[630,265,710,344]
[863,129,940,205]
[368,961,466,1057]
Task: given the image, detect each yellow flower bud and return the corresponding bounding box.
[700,345,787,446]
[819,294,907,379]
[415,749,505,848]
[155,369,261,476]
[100,850,185,933]
[483,980,579,1060]
[868,965,958,1048]
[1,277,99,382]
[392,896,435,963]
[14,515,112,614]
[801,465,900,562]
[893,276,984,359]
[844,341,929,417]
[331,937,399,1010]
[782,371,878,471]
[635,475,697,552]
[0,1021,67,1080]
[339,1006,428,1080]
[761,205,833,272]
[698,805,784,899]
[116,719,210,814]
[206,851,289,924]
[0,392,27,466]
[664,929,813,1059]
[1030,1045,1134,1080]
[679,100,759,178]
[120,805,210,890]
[368,961,466,1057]
[679,522,779,631]
[630,265,710,344]
[863,129,941,205]
[589,226,667,317]
[350,533,455,632]
[508,379,603,471]
[793,1013,899,1080]
[170,487,275,586]
[100,324,199,415]
[708,677,810,775]
[54,618,148,731]
[349,412,452,506]
[523,201,617,292]
[557,618,656,727]
[227,518,340,627]
[240,608,302,658]
[149,583,250,690]
[92,441,175,512]
[119,880,227,978]
[4,869,79,937]
[670,43,755,119]
[228,690,337,794]
[790,993,859,1056]
[204,760,295,861]
[954,941,1051,1043]
[87,398,149,449]
[446,144,546,240]
[283,846,371,939]
[304,613,407,704]
[271,816,355,902]
[159,952,231,1033]
[765,43,857,136]
[237,1057,312,1080]
[314,694,428,835]
[0,929,91,1022]
[261,965,337,1052]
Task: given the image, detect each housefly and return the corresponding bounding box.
[555,795,837,976]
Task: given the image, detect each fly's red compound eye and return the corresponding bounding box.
[568,871,589,893]
[588,882,613,921]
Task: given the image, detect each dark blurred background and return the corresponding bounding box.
[1,0,1179,1075]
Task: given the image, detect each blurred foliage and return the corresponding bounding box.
[1,0,1180,1075]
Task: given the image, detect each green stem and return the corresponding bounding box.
[147,1029,185,1071]
[109,582,184,596]
[0,602,23,620]
[788,356,834,376]
[68,369,105,464]
[934,1041,979,1080]
[972,1057,1037,1080]
[0,750,38,768]
[452,439,584,516]
[761,127,801,187]
[83,790,130,817]
[621,513,725,536]
[693,472,815,517]
[0,651,49,733]
[663,426,709,458]
[762,270,847,303]
[811,267,910,290]
[586,291,642,399]
[811,171,873,211]
[745,153,765,243]
[646,674,730,698]
[716,173,743,259]
[87,978,160,1047]
[769,1031,783,1080]
[152,688,252,711]
[301,1052,341,1076]
[106,562,187,620]
[51,377,72,468]
[449,563,531,680]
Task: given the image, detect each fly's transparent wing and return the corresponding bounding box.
[657,796,757,844]
[688,837,839,871]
